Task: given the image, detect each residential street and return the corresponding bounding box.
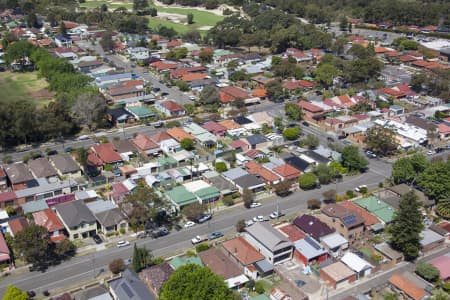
[0,159,390,295]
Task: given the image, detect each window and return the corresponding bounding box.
[73,234,79,239]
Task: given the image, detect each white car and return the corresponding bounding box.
[250,202,262,208]
[355,185,368,192]
[116,240,130,248]
[78,134,89,140]
[427,150,435,155]
[270,211,285,219]
[245,220,254,227]
[184,221,196,228]
[253,216,264,222]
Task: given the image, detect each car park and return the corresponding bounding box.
[208,231,224,240]
[116,240,130,248]
[250,202,262,208]
[184,221,195,228]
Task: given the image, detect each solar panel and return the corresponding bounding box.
[343,214,356,225]
[121,283,135,298]
[305,236,321,250]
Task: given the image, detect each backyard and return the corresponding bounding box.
[0,71,54,107]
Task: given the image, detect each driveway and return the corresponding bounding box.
[276,260,321,294]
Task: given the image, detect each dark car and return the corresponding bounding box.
[166,83,172,88]
[197,213,212,224]
[159,80,164,84]
[208,231,223,240]
[302,121,310,127]
[27,291,36,298]
[161,92,169,96]
[92,235,102,244]
[326,137,335,142]
[151,226,169,238]
[152,87,161,92]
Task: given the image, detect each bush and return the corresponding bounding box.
[307,199,321,209]
[416,262,440,283]
[236,219,246,233]
[152,257,164,265]
[346,190,356,199]
[442,282,450,293]
[254,281,265,294]
[359,186,368,194]
[282,127,300,140]
[222,196,234,206]
[109,259,125,274]
[231,192,240,199]
[215,162,228,173]
[186,250,196,257]
[246,279,255,290]
[336,195,343,202]
[378,182,384,188]
[299,173,317,190]
[196,243,210,253]
[119,228,126,235]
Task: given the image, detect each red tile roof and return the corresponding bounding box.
[245,161,280,183]
[33,209,65,233]
[0,191,16,203]
[338,201,380,226]
[161,100,184,112]
[297,100,323,113]
[222,236,265,266]
[0,233,10,263]
[399,55,417,62]
[170,66,206,79]
[150,61,178,71]
[229,139,248,150]
[133,134,159,151]
[278,224,306,242]
[430,255,450,279]
[8,217,28,235]
[166,40,183,48]
[273,164,301,179]
[149,131,172,143]
[389,274,427,300]
[91,143,122,164]
[181,73,208,82]
[219,86,249,103]
[438,123,450,134]
[202,121,226,134]
[166,127,195,142]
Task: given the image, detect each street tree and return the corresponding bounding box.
[71,91,106,131]
[329,161,347,177]
[392,157,415,184]
[132,243,152,273]
[282,127,300,140]
[180,138,194,150]
[341,145,368,172]
[388,191,424,260]
[365,126,398,156]
[302,134,319,149]
[133,0,148,12]
[284,102,302,121]
[236,219,246,233]
[315,63,340,88]
[14,224,50,268]
[273,180,292,196]
[417,160,450,200]
[307,199,321,209]
[5,40,35,66]
[274,116,284,132]
[314,163,332,184]
[322,189,336,202]
[242,188,254,208]
[2,285,29,300]
[100,31,115,52]
[109,259,125,274]
[187,13,194,24]
[415,262,440,283]
[266,79,284,101]
[183,202,205,221]
[160,264,234,300]
[299,173,317,190]
[199,86,220,105]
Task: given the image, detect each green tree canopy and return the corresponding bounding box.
[180,138,194,150]
[284,102,303,121]
[417,160,450,200]
[299,173,317,190]
[2,285,29,300]
[392,157,415,184]
[388,191,424,260]
[183,203,205,221]
[5,40,35,65]
[14,224,50,268]
[132,243,152,273]
[199,86,220,105]
[160,264,234,300]
[415,262,440,283]
[282,127,300,140]
[341,145,368,172]
[365,126,398,156]
[314,163,332,184]
[315,63,340,87]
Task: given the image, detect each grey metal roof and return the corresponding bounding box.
[420,229,445,246]
[75,285,112,300]
[294,236,328,260]
[321,232,348,249]
[245,222,293,252]
[222,167,248,181]
[95,208,125,228]
[22,199,49,214]
[28,158,58,178]
[246,134,268,146]
[4,163,34,184]
[233,174,265,189]
[15,178,78,198]
[254,259,274,273]
[55,200,96,228]
[49,154,80,174]
[86,200,117,214]
[109,269,155,300]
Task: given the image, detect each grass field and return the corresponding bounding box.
[80,0,223,33]
[0,72,54,107]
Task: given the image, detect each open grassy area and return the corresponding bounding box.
[153,6,224,27]
[0,72,54,107]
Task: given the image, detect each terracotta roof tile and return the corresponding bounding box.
[222,236,265,265]
[297,100,323,113]
[166,127,195,142]
[133,134,159,151]
[33,208,65,233]
[199,248,242,279]
[8,217,28,235]
[389,274,427,300]
[338,201,380,226]
[273,164,300,179]
[278,224,306,242]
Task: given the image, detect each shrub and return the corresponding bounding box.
[254,281,265,294]
[152,257,164,265]
[246,279,255,290]
[119,228,126,235]
[307,199,321,209]
[215,162,228,173]
[186,250,196,257]
[299,173,317,190]
[359,186,368,194]
[231,192,240,199]
[109,259,125,274]
[378,182,384,188]
[222,196,234,206]
[416,262,440,283]
[371,253,383,264]
[346,190,356,199]
[236,219,246,233]
[195,243,210,253]
[336,195,343,202]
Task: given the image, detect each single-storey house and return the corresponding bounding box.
[320,261,356,289]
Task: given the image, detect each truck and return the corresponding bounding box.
[191,235,208,244]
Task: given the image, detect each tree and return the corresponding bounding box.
[215,161,228,173]
[199,49,213,63]
[100,31,115,52]
[341,146,368,172]
[274,116,284,132]
[59,21,67,36]
[322,189,336,202]
[266,79,284,101]
[236,219,246,233]
[392,157,415,184]
[315,63,340,87]
[5,40,35,66]
[430,289,450,300]
[282,127,300,140]
[302,134,319,149]
[132,243,152,273]
[2,285,29,300]
[187,13,194,24]
[365,126,397,156]
[388,191,424,260]
[273,180,292,196]
[133,0,148,11]
[436,200,450,219]
[14,224,50,268]
[314,163,332,184]
[183,203,205,221]
[329,161,347,177]
[166,47,188,60]
[71,92,106,131]
[160,264,234,300]
[180,138,194,150]
[417,160,450,200]
[299,173,317,190]
[307,198,321,209]
[109,259,126,274]
[415,262,440,283]
[284,102,302,121]
[255,281,265,294]
[199,86,220,105]
[339,16,348,31]
[242,188,254,208]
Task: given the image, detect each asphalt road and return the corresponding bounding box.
[0,158,391,295]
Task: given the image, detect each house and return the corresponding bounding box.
[139,262,173,295]
[86,200,128,234]
[277,223,306,242]
[341,252,373,279]
[429,254,450,281]
[272,164,301,182]
[247,111,274,127]
[89,143,123,166]
[33,208,66,242]
[320,233,348,257]
[183,180,220,204]
[8,217,28,237]
[4,163,35,190]
[0,192,17,209]
[127,47,150,61]
[389,274,428,300]
[132,134,160,156]
[338,201,381,230]
[222,236,265,267]
[166,127,194,142]
[354,196,395,224]
[48,154,81,179]
[245,134,270,150]
[420,229,445,253]
[110,269,155,300]
[297,100,324,121]
[55,200,97,240]
[26,160,58,185]
[107,108,135,126]
[104,85,145,103]
[294,236,328,266]
[282,155,314,173]
[374,242,404,264]
[202,121,227,137]
[320,261,356,289]
[77,60,103,73]
[74,285,112,300]
[293,215,335,241]
[219,86,250,105]
[245,162,281,185]
[384,185,433,208]
[154,100,185,117]
[244,222,294,265]
[164,186,198,210]
[198,248,249,288]
[0,233,11,267]
[320,204,365,241]
[112,139,138,159]
[54,34,72,47]
[232,174,266,194]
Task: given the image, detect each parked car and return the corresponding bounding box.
[326,137,335,142]
[427,150,436,155]
[151,226,169,238]
[245,220,254,227]
[184,221,196,228]
[78,134,89,140]
[270,211,285,219]
[154,122,164,128]
[189,95,196,100]
[253,215,264,222]
[166,83,172,88]
[152,87,161,92]
[161,92,169,97]
[116,240,130,248]
[208,231,224,240]
[191,235,208,244]
[366,150,377,158]
[92,235,102,244]
[250,202,262,208]
[302,121,310,127]
[354,185,368,193]
[197,213,212,224]
[64,147,72,153]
